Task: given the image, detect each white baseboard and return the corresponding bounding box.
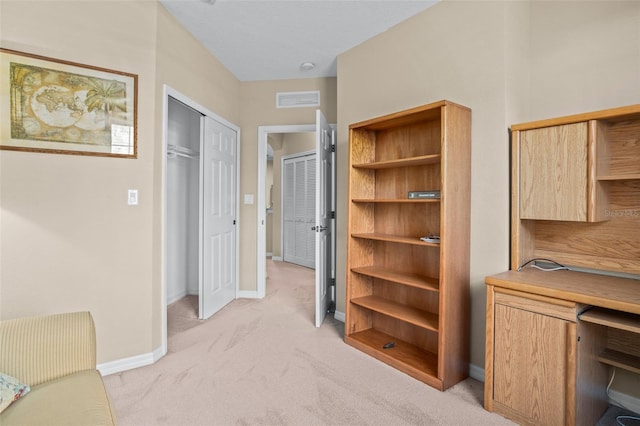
[98,346,164,376]
[272,256,283,261]
[333,310,345,322]
[237,290,261,299]
[610,389,640,415]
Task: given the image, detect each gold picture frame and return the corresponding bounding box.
[0,48,137,158]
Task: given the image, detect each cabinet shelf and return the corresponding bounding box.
[345,328,439,385]
[579,307,640,334]
[352,154,441,170]
[597,349,640,374]
[597,174,640,181]
[351,295,439,332]
[351,266,439,292]
[351,233,440,247]
[352,198,440,204]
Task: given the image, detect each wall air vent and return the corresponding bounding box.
[276,91,320,109]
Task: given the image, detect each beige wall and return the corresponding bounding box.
[0,1,241,363]
[337,0,640,395]
[238,79,336,291]
[1,0,159,363]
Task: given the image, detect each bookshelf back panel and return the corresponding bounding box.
[373,121,441,162]
[372,314,439,354]
[373,203,441,237]
[373,241,440,279]
[375,166,441,199]
[374,280,439,315]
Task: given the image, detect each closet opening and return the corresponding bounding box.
[162,86,240,354]
[166,96,201,336]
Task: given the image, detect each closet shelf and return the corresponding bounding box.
[167,144,199,159]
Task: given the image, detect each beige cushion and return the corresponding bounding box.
[0,370,116,426]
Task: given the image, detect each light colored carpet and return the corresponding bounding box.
[103,260,516,425]
[167,294,199,337]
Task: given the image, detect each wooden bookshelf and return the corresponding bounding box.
[345,100,471,391]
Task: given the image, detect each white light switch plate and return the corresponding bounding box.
[244,194,254,205]
[128,189,138,205]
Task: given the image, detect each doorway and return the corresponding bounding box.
[257,114,335,327]
[162,86,240,354]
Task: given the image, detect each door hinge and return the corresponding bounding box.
[330,144,336,153]
[330,211,336,219]
[233,219,236,225]
[330,278,336,287]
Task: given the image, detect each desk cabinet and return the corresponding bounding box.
[485,270,640,426]
[490,104,640,425]
[486,287,579,426]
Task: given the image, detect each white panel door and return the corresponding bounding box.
[315,110,334,327]
[199,115,237,320]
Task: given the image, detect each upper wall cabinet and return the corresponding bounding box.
[511,104,640,274]
[518,123,589,221]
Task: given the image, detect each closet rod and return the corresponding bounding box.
[167,144,199,159]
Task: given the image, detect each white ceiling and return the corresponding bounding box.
[159,0,438,81]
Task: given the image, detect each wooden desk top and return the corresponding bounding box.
[486,269,640,315]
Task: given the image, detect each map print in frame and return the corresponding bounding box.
[0,48,137,158]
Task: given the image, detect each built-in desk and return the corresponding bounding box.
[485,268,640,426]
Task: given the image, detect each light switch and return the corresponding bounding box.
[244,194,254,205]
[128,189,138,205]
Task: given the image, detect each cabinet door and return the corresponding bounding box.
[493,303,575,426]
[519,123,588,221]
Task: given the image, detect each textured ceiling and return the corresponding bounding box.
[160,0,438,81]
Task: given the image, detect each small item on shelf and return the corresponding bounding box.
[383,342,395,349]
[420,235,440,244]
[408,190,441,199]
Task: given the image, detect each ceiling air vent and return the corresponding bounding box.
[276,91,320,109]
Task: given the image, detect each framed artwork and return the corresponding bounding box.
[0,48,137,158]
